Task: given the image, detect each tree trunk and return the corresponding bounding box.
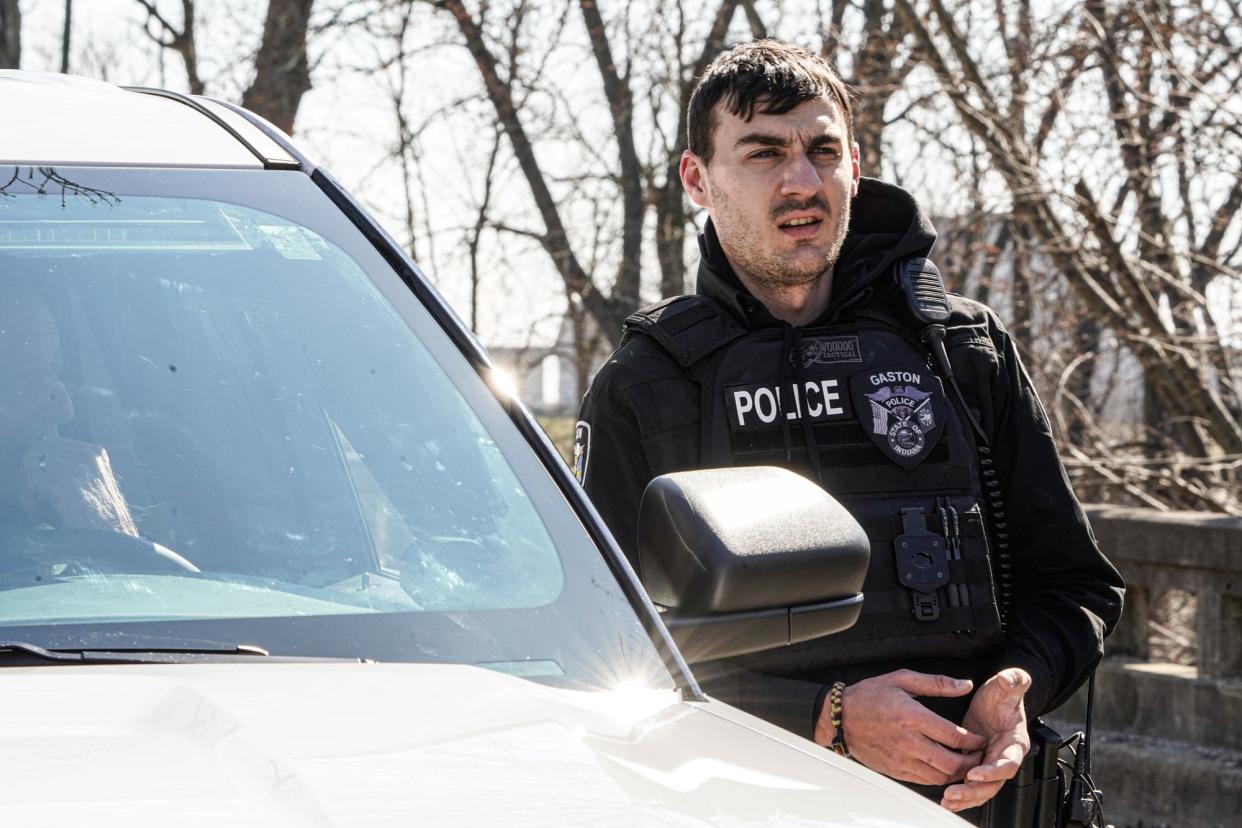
[1007,221,1033,339]
[175,0,204,95]
[654,0,743,299]
[579,0,643,311]
[655,168,689,298]
[241,0,314,134]
[1067,313,1099,450]
[0,0,19,70]
[60,0,72,74]
[851,0,894,174]
[570,300,601,407]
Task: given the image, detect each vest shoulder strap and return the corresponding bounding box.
[854,304,909,332]
[621,295,748,368]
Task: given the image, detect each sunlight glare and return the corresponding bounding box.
[489,366,519,399]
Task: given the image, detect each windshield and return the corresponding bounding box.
[0,165,669,690]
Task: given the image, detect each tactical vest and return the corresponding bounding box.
[624,291,1004,673]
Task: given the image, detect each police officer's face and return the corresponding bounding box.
[682,95,860,291]
[0,295,74,471]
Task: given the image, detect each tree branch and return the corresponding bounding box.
[133,0,203,94]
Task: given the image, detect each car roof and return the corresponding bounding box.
[0,71,301,170]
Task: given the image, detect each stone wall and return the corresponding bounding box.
[1045,506,1242,828]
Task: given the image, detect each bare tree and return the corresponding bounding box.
[131,0,316,134]
[892,0,1242,509]
[367,0,429,262]
[0,0,20,69]
[135,0,204,94]
[414,0,768,347]
[422,0,629,344]
[326,0,1240,510]
[844,0,916,175]
[1083,0,1242,446]
[647,0,757,298]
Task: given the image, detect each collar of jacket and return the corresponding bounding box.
[694,177,938,328]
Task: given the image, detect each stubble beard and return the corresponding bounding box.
[711,186,852,293]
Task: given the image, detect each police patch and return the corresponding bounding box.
[572,420,591,484]
[849,370,946,468]
[725,378,852,432]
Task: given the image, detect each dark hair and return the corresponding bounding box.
[687,40,854,164]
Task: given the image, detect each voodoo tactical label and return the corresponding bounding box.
[795,335,863,368]
[849,369,946,468]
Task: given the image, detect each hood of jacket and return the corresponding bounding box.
[694,177,937,327]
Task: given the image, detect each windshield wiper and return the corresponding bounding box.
[0,640,270,664]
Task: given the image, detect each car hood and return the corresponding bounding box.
[0,662,965,827]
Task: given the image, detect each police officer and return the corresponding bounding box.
[575,41,1124,816]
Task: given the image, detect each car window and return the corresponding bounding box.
[0,166,670,691]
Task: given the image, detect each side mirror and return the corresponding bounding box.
[638,466,868,663]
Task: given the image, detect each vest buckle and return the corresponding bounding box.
[894,507,950,622]
[912,592,941,621]
[893,508,950,588]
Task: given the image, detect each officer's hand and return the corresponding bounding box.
[817,669,986,785]
[18,437,139,537]
[941,667,1031,813]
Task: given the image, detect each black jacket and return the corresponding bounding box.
[577,178,1124,739]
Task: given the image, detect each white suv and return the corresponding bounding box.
[0,71,965,827]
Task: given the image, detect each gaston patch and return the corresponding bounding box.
[572,420,591,484]
[849,369,946,469]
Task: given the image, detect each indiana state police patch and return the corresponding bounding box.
[572,420,591,484]
[849,369,946,468]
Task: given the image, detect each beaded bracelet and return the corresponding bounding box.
[829,680,851,759]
